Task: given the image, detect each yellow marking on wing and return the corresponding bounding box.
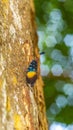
[27,71,36,78]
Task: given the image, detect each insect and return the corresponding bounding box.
[26,52,45,87]
[26,60,37,87]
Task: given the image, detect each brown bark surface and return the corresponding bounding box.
[0,0,48,130]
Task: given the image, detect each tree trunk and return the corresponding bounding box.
[0,0,48,129]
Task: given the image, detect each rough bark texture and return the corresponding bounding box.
[0,0,48,130]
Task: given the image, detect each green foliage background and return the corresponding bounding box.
[34,0,73,125]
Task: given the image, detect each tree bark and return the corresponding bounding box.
[0,0,48,130]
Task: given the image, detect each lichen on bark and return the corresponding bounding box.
[0,0,48,130]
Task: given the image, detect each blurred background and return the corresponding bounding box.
[34,0,73,130]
